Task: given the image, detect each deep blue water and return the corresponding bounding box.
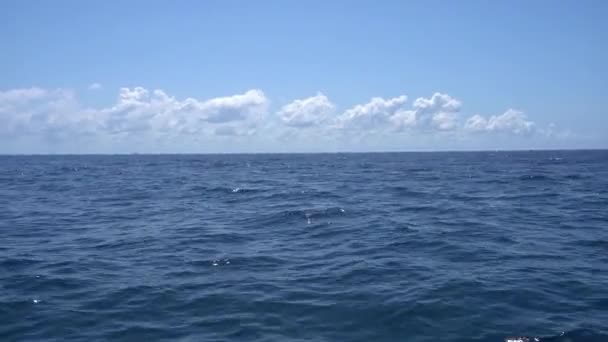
[1,151,608,342]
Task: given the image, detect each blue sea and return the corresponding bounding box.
[1,151,607,342]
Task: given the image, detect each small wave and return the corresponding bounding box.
[494,191,560,200]
[226,186,261,194]
[518,174,554,181]
[505,330,608,342]
[239,207,347,226]
[188,185,263,195]
[262,189,344,201]
[211,259,230,266]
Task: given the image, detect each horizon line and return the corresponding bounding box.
[1,147,607,156]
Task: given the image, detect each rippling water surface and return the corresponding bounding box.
[1,151,607,341]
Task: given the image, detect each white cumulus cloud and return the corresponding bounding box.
[331,92,463,132]
[1,85,555,151]
[337,95,408,128]
[100,87,268,135]
[0,86,269,140]
[195,89,268,123]
[273,92,536,137]
[278,93,335,127]
[411,92,462,131]
[389,109,417,130]
[413,92,462,113]
[465,109,535,135]
[0,87,95,139]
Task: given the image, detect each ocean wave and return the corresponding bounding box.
[503,330,608,342]
[1,152,607,341]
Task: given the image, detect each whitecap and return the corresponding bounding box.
[305,213,312,224]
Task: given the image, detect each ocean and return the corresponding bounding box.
[1,151,607,341]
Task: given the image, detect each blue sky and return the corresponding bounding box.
[1,0,607,153]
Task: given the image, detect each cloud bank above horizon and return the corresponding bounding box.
[0,85,577,153]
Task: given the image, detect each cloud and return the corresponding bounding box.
[0,87,48,103]
[413,92,462,113]
[464,114,487,131]
[214,125,239,136]
[465,109,535,135]
[0,87,93,139]
[432,111,458,130]
[411,93,462,131]
[195,89,268,123]
[0,86,268,140]
[99,87,268,136]
[278,93,335,127]
[337,95,407,128]
[1,86,554,151]
[389,109,417,130]
[332,92,461,132]
[213,125,256,136]
[88,83,102,90]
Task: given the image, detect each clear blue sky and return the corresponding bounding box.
[1,0,607,153]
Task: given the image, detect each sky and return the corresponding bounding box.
[1,0,607,153]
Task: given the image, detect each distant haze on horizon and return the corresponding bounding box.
[2,0,607,153]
